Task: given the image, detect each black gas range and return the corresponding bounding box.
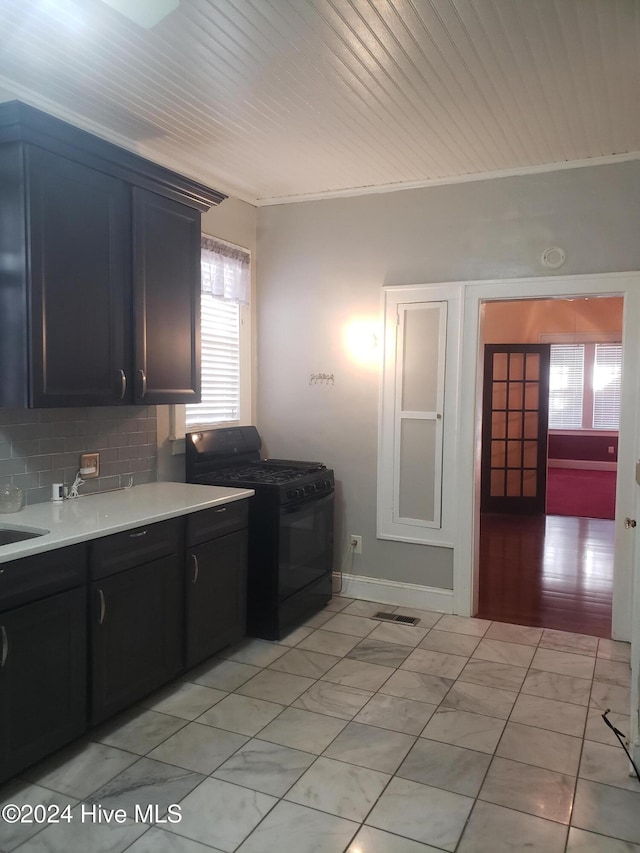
[186,426,334,640]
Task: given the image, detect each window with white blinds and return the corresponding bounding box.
[593,344,622,429]
[549,343,621,430]
[186,296,240,427]
[549,345,584,429]
[185,236,250,429]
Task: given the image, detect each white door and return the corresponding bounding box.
[393,301,447,529]
[378,284,462,549]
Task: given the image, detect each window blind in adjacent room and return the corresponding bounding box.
[549,344,584,430]
[593,344,622,430]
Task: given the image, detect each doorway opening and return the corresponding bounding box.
[475,296,623,638]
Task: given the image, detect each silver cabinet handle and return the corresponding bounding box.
[98,589,106,625]
[129,530,148,538]
[119,369,127,399]
[192,554,199,585]
[138,369,147,399]
[0,626,7,667]
[214,507,227,514]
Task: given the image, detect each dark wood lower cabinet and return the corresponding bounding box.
[0,500,249,782]
[90,555,184,725]
[0,588,87,785]
[186,529,247,668]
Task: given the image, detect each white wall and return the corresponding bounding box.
[156,196,257,482]
[256,161,640,590]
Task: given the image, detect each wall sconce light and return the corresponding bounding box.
[344,318,380,367]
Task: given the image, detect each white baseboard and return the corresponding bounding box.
[549,459,617,472]
[334,572,454,614]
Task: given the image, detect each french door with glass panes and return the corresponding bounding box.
[481,344,550,514]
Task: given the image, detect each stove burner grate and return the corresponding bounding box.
[215,464,320,486]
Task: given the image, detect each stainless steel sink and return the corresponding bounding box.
[0,527,49,545]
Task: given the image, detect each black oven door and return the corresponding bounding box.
[278,492,334,602]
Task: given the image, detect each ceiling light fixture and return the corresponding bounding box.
[99,0,180,28]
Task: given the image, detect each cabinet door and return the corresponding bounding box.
[132,188,201,404]
[186,530,247,668]
[27,146,131,406]
[0,588,87,784]
[90,555,183,724]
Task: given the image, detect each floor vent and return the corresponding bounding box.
[395,614,420,625]
[373,611,420,626]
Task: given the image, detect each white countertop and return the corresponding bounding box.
[0,482,254,564]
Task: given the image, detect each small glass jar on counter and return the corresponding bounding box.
[0,483,24,513]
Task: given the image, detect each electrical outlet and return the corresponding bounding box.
[80,452,99,478]
[350,535,362,554]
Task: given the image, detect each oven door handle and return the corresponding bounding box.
[282,490,334,514]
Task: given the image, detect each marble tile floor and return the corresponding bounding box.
[1,598,637,853]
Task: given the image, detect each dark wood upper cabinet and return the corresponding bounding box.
[0,101,225,408]
[133,189,201,404]
[27,146,131,407]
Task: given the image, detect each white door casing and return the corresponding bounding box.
[454,273,640,649]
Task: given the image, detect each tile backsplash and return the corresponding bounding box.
[0,406,157,505]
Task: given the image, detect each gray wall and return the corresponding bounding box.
[256,161,640,590]
[0,406,157,505]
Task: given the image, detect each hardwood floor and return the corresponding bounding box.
[476,513,614,638]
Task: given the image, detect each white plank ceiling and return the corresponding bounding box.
[1,0,638,205]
